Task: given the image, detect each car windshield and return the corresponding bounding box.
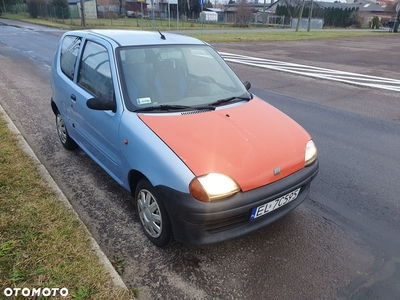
[117,45,250,112]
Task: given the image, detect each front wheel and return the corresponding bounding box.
[56,111,77,150]
[135,179,173,247]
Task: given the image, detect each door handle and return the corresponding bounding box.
[71,94,76,101]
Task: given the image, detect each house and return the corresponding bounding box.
[266,0,393,26]
[315,0,393,24]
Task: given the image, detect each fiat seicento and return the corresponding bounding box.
[51,30,319,247]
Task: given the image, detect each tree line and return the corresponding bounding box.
[0,0,70,19]
[275,4,361,28]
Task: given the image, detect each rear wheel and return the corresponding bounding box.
[56,111,77,150]
[135,179,173,247]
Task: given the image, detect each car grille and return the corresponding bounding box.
[201,213,249,234]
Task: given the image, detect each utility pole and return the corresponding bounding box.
[200,0,204,33]
[176,0,178,31]
[151,0,155,28]
[307,0,313,32]
[263,0,266,27]
[140,1,143,29]
[80,0,86,27]
[295,0,305,32]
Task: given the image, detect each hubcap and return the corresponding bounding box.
[56,114,67,144]
[137,189,162,238]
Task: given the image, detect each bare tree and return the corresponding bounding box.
[234,0,252,27]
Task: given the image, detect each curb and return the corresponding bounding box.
[0,104,127,290]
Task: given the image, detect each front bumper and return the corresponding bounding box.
[155,159,319,246]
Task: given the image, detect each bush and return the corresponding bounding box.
[371,16,380,29]
[234,2,252,27]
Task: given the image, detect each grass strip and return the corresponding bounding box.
[187,30,389,43]
[0,110,136,299]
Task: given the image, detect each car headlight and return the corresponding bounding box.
[189,173,240,202]
[305,140,318,166]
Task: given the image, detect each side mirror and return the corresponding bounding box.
[87,98,116,112]
[243,81,251,91]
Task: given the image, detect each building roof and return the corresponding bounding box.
[315,0,389,12]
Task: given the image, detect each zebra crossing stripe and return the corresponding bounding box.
[220,52,400,92]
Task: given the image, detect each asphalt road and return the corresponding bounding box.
[0,19,399,300]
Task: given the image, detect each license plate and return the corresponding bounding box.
[250,188,301,220]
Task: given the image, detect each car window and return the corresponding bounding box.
[60,36,81,80]
[78,41,114,101]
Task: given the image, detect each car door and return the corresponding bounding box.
[52,35,83,140]
[70,38,124,183]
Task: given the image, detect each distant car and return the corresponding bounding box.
[387,19,396,27]
[51,30,319,247]
[126,11,146,18]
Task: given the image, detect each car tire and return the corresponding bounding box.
[135,178,173,247]
[56,111,78,150]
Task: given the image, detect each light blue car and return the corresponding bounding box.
[51,30,319,247]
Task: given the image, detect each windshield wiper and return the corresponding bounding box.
[134,104,215,112]
[133,96,251,112]
[208,96,251,107]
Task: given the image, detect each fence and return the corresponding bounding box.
[1,4,28,15]
[253,14,292,28]
[291,18,324,29]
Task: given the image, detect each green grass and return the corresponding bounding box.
[0,112,136,299]
[1,12,392,43]
[187,30,389,43]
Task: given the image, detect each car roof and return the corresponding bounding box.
[67,29,206,47]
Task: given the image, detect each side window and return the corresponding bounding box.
[60,36,81,80]
[78,41,114,101]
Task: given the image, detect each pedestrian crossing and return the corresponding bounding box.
[220,52,400,92]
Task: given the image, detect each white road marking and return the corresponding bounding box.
[220,52,400,92]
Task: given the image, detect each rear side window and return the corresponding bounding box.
[60,36,81,80]
[78,41,114,101]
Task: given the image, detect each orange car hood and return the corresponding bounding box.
[139,98,310,192]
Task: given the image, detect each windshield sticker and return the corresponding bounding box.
[137,97,152,105]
